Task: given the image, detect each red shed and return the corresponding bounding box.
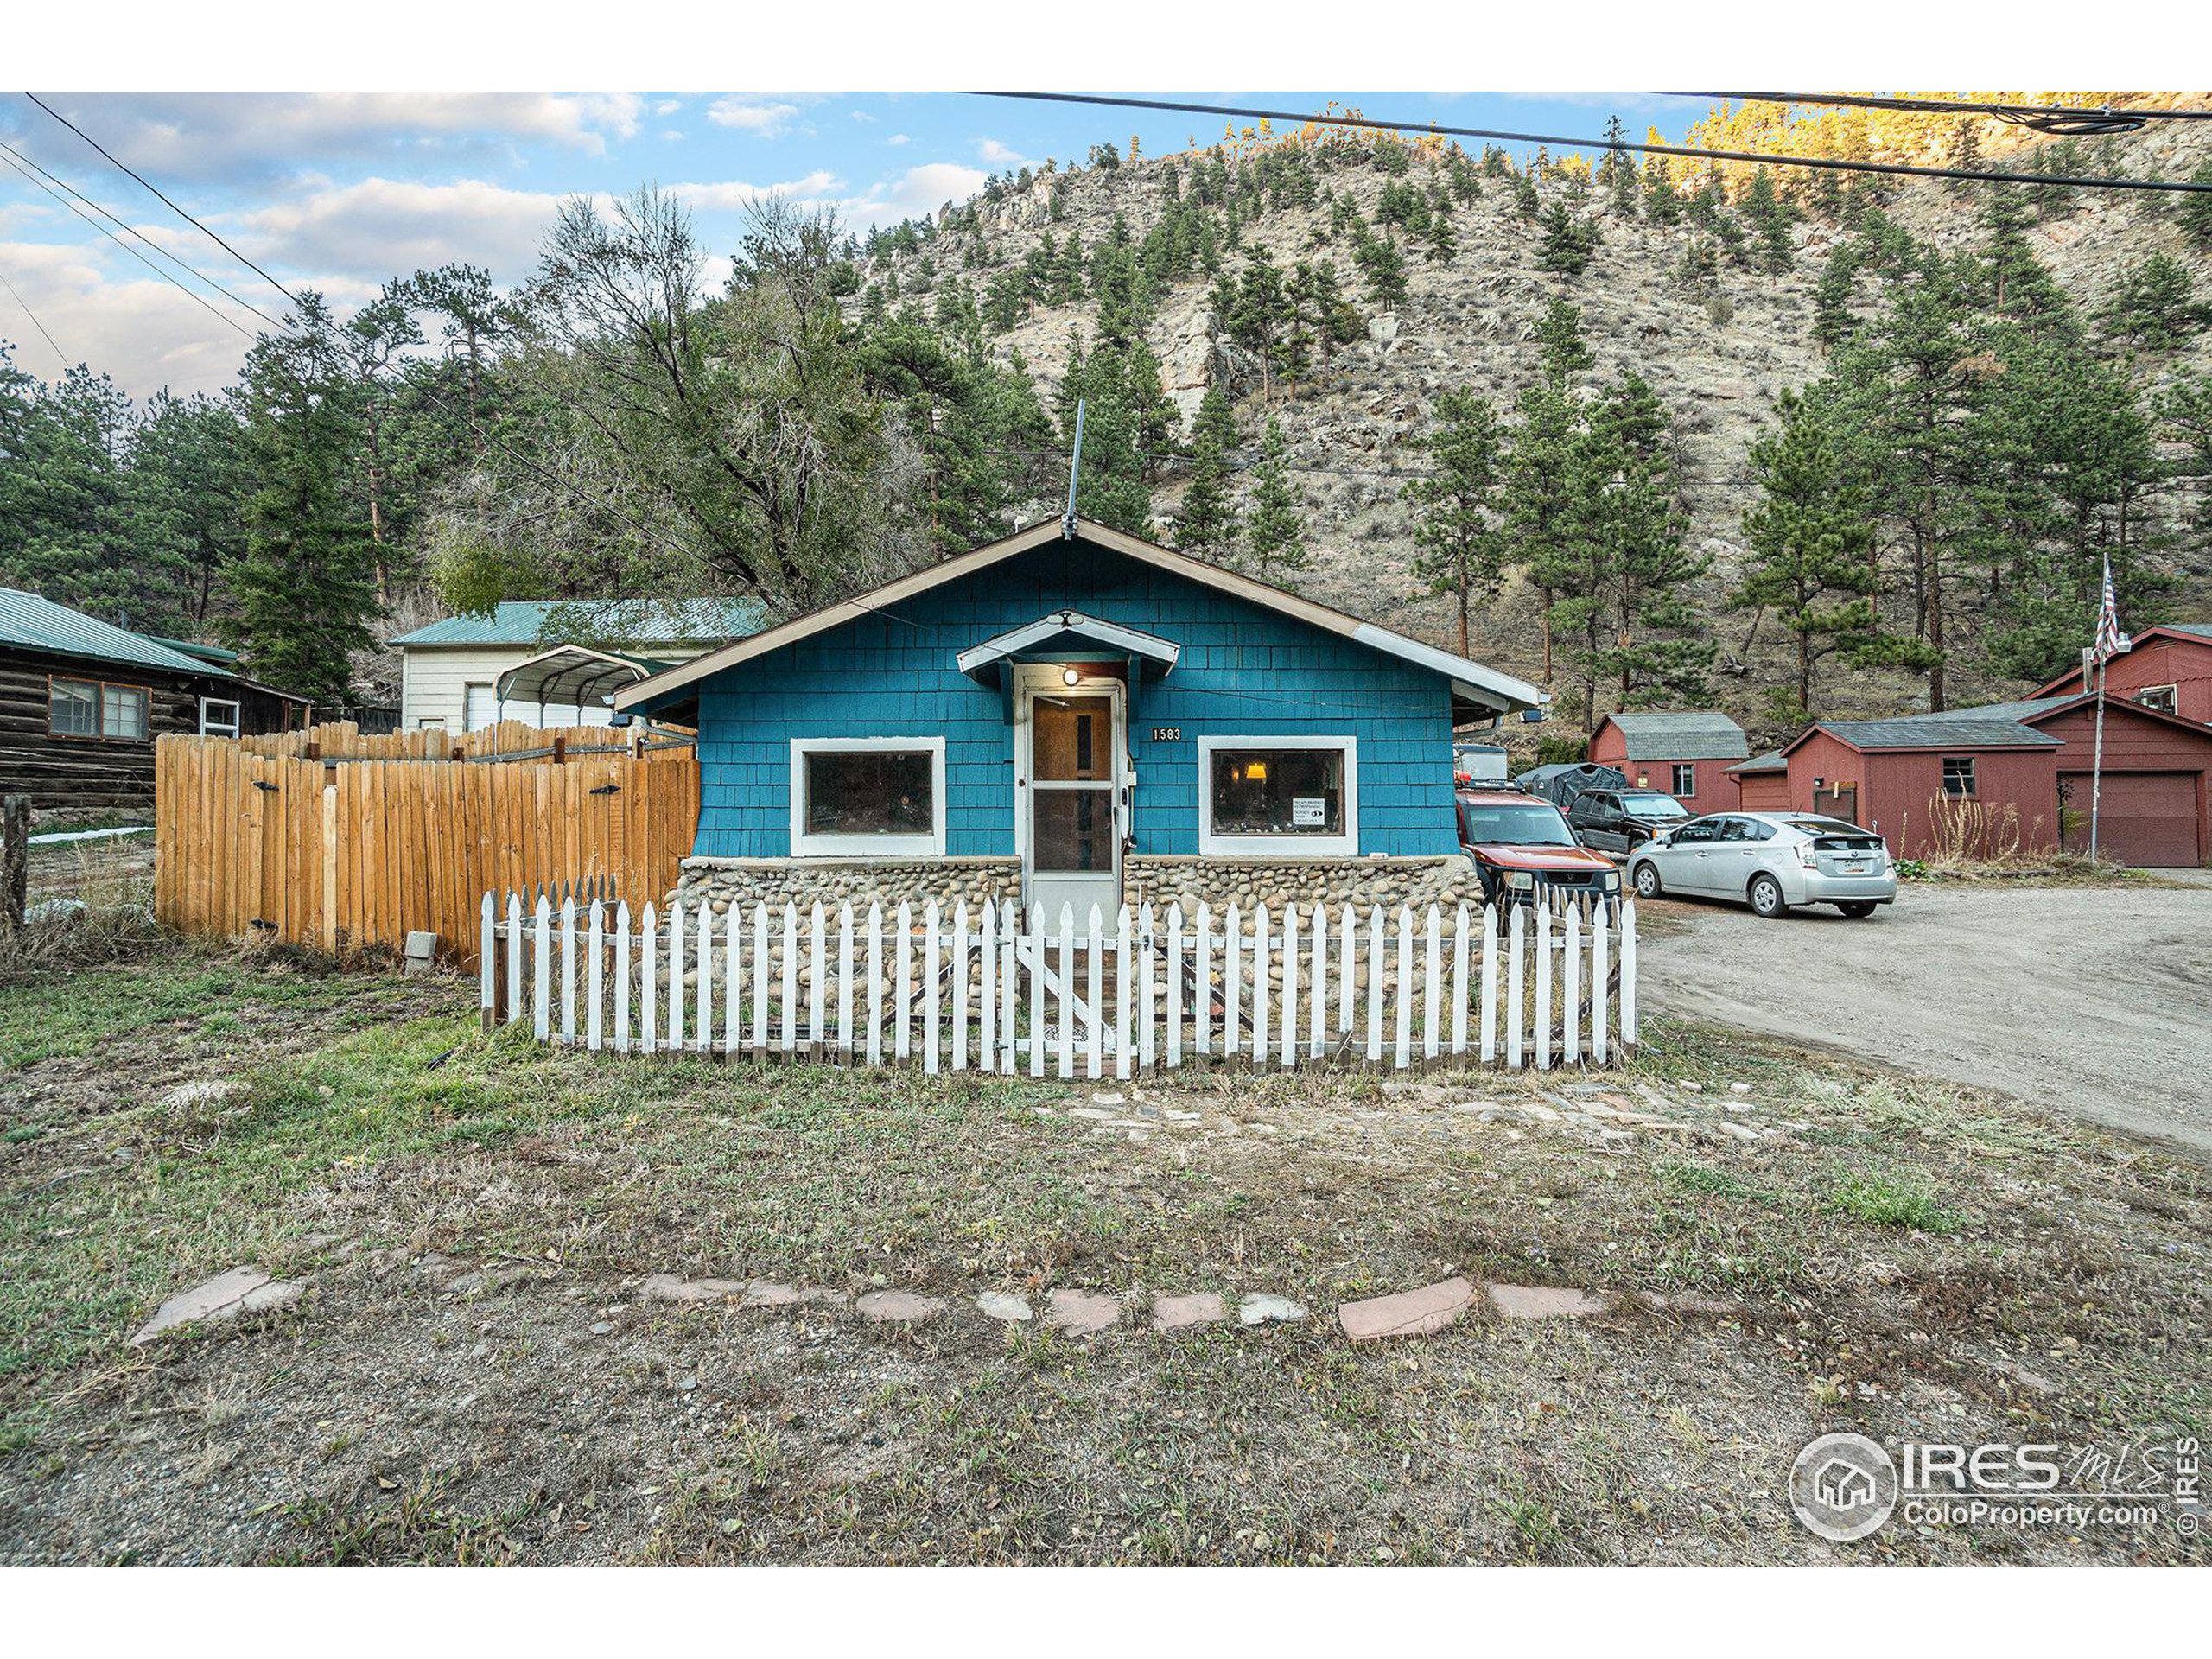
[1776,711,2063,861]
[2033,623,2212,727]
[1587,709,1749,811]
[1728,749,1791,812]
[2023,694,2212,868]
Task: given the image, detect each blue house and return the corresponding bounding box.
[616,518,1546,921]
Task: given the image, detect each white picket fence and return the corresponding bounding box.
[479,892,1637,1076]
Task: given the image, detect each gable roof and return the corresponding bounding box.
[1596,709,1747,761]
[1728,749,1789,775]
[613,518,1548,717]
[2031,624,2212,696]
[1789,706,2063,755]
[391,597,761,649]
[0,588,233,679]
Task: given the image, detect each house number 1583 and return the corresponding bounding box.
[1149,727,1182,742]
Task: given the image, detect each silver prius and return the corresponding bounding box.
[1625,811,1898,919]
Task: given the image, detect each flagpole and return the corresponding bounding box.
[2088,648,2107,864]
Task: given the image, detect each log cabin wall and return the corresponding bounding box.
[0,644,221,812]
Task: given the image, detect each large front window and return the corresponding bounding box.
[49,677,149,739]
[1198,736,1357,856]
[789,738,945,857]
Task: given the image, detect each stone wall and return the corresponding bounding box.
[1123,854,1484,918]
[674,856,1023,919]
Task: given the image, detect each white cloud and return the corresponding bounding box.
[655,99,685,117]
[0,237,256,397]
[239,175,573,285]
[839,162,989,229]
[886,133,910,147]
[666,173,842,213]
[849,109,878,124]
[3,93,646,184]
[976,138,1028,166]
[705,98,801,137]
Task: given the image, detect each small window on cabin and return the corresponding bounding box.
[1671,762,1696,797]
[2137,685,2177,715]
[50,678,99,737]
[103,684,149,740]
[200,697,241,738]
[1942,756,1977,798]
[790,740,945,856]
[1198,737,1358,856]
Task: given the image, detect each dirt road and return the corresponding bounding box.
[1640,877,2212,1156]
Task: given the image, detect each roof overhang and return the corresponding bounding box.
[494,645,669,711]
[955,610,1180,684]
[615,518,1550,719]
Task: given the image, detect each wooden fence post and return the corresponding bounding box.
[1,794,29,932]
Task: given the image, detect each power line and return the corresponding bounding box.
[20,92,306,310]
[1666,91,2212,137]
[963,91,2212,194]
[0,134,281,329]
[0,261,67,369]
[0,145,255,340]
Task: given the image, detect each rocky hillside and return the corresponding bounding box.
[861,111,2212,756]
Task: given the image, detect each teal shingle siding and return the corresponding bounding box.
[690,542,1461,859]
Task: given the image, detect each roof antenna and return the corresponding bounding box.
[1062,397,1085,540]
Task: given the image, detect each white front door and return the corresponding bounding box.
[1016,667,1123,932]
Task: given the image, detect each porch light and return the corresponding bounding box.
[1062,665,1082,687]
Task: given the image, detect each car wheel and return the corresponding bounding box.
[1837,900,1878,919]
[1749,874,1788,918]
[1632,861,1662,899]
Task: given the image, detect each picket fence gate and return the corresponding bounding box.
[481,893,1637,1076]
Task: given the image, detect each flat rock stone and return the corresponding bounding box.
[856,1289,945,1324]
[1485,1283,1610,1319]
[1338,1277,1476,1342]
[1046,1288,1122,1336]
[976,1292,1033,1323]
[1151,1293,1228,1332]
[1238,1293,1308,1327]
[639,1274,750,1304]
[131,1267,302,1345]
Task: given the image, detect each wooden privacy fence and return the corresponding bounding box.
[155,734,699,966]
[484,893,1638,1076]
[235,719,690,761]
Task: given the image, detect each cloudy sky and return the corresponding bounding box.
[0,91,1708,398]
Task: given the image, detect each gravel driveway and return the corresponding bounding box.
[1640,876,2212,1156]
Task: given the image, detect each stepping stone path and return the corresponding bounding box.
[1046,1288,1122,1336]
[132,1268,303,1345]
[1485,1283,1611,1319]
[856,1289,944,1324]
[1150,1293,1227,1332]
[976,1292,1033,1323]
[1338,1277,1476,1343]
[1238,1294,1308,1327]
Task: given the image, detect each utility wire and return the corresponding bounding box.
[0,134,281,329]
[963,91,2212,194]
[1664,91,2212,137]
[0,145,255,340]
[0,261,67,369]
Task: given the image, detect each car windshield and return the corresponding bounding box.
[1464,804,1578,848]
[1625,794,1687,817]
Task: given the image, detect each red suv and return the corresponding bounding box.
[1455,787,1624,910]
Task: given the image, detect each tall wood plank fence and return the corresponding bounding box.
[485,893,1638,1075]
[236,719,680,761]
[155,734,698,966]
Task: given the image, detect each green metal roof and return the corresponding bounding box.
[145,634,240,666]
[391,597,762,648]
[0,588,233,678]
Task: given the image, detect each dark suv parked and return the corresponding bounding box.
[1567,788,1691,855]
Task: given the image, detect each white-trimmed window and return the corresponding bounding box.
[199,696,242,737]
[1198,734,1359,857]
[1671,762,1696,797]
[789,737,947,858]
[2137,684,2177,715]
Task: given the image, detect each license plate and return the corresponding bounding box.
[1840,861,1867,873]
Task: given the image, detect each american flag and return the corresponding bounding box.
[2093,555,2131,665]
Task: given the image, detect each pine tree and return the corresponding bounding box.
[1733,390,1878,721]
[1742,168,1796,272]
[1536,201,1599,277]
[1812,245,1861,351]
[1176,387,1239,555]
[2098,254,2209,353]
[1534,297,1594,381]
[2183,158,2212,249]
[1403,389,1505,654]
[1423,210,1459,264]
[1239,416,1309,581]
[1226,245,1292,404]
[1354,232,1408,313]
